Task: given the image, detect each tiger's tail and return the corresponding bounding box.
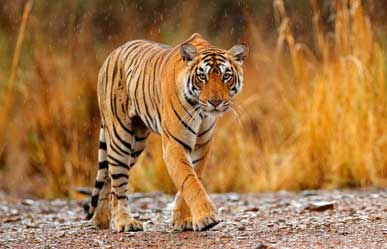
[84,126,109,220]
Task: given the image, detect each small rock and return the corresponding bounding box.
[3,216,21,223]
[25,223,39,229]
[237,235,248,240]
[244,206,259,212]
[306,201,335,212]
[255,243,268,249]
[22,199,35,206]
[10,209,19,215]
[301,190,317,196]
[227,194,240,202]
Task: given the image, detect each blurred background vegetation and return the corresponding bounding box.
[0,0,386,198]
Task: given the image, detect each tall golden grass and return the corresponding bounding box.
[0,0,386,198]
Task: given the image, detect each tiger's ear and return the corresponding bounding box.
[229,43,249,63]
[180,43,198,63]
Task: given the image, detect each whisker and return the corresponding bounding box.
[231,102,248,119]
[178,104,199,124]
[229,106,243,129]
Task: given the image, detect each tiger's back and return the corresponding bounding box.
[98,40,172,134]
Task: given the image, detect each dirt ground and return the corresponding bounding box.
[0,188,386,249]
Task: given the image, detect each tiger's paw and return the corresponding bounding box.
[92,211,111,229]
[172,199,193,231]
[113,213,143,232]
[192,213,220,231]
[92,201,111,229]
[172,218,193,231]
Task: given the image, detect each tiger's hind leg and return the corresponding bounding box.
[107,119,149,232]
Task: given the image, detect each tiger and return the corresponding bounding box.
[84,33,248,232]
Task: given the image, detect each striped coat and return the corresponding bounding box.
[85,33,248,232]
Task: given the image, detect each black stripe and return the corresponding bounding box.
[110,49,124,117]
[125,69,133,82]
[195,136,213,147]
[95,180,105,189]
[175,88,193,118]
[155,107,162,132]
[192,156,206,164]
[112,182,128,188]
[141,53,154,126]
[198,122,215,137]
[163,125,192,152]
[111,136,131,156]
[216,58,226,63]
[104,56,112,96]
[115,115,135,136]
[111,58,119,116]
[112,95,118,116]
[98,161,108,169]
[181,160,192,167]
[91,194,99,207]
[203,58,213,63]
[131,148,144,158]
[133,53,145,113]
[99,141,107,150]
[121,102,127,113]
[161,125,170,139]
[117,195,128,200]
[183,91,199,108]
[151,52,163,107]
[122,41,144,62]
[112,125,133,151]
[107,155,129,170]
[170,100,197,135]
[111,173,128,180]
[85,212,93,220]
[110,140,128,157]
[153,53,163,104]
[135,133,150,141]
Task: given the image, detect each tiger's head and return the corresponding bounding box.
[180,42,248,115]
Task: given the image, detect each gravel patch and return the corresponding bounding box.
[0,189,386,248]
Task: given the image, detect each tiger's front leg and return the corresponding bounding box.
[172,126,215,231]
[162,136,219,231]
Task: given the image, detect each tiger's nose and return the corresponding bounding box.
[208,99,223,107]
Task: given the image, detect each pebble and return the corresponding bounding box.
[255,243,268,249]
[305,201,335,212]
[22,199,35,206]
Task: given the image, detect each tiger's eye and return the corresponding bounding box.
[223,73,232,81]
[198,73,207,81]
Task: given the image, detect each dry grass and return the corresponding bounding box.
[0,0,386,198]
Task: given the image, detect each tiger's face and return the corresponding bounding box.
[180,43,248,115]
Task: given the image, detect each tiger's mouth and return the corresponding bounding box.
[199,101,230,115]
[208,109,225,115]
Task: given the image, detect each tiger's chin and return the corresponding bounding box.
[204,108,228,117]
[208,110,223,115]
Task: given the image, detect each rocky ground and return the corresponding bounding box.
[0,188,386,249]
